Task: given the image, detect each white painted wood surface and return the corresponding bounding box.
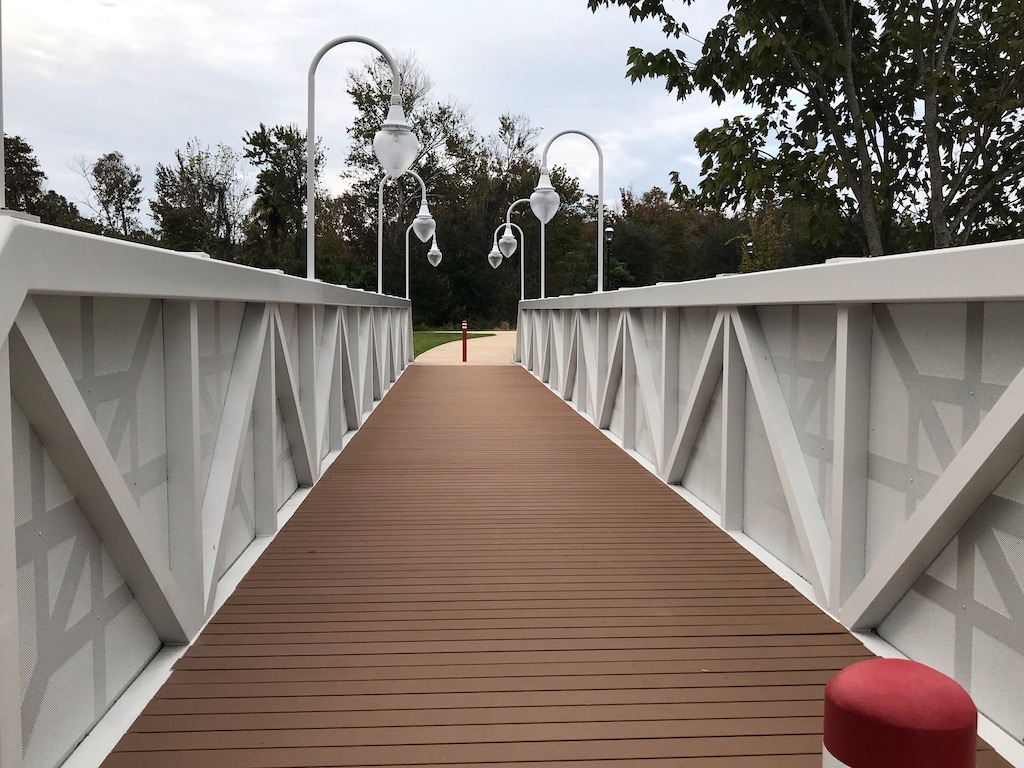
[0,218,411,768]
[518,238,1024,749]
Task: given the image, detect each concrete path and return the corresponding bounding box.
[415,330,517,365]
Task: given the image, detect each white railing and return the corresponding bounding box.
[517,239,1024,751]
[0,217,412,768]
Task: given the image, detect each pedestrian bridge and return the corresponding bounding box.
[1,217,1022,767]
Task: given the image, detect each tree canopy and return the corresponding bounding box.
[4,135,96,232]
[587,0,1024,255]
[150,139,248,259]
[79,151,144,239]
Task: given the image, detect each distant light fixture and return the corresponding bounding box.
[605,225,615,243]
[498,223,518,258]
[412,199,436,243]
[529,167,560,224]
[487,243,503,269]
[427,236,442,267]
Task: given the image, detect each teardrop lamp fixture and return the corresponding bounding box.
[487,244,503,269]
[427,236,443,267]
[529,167,560,224]
[498,223,518,258]
[373,97,420,178]
[412,200,436,243]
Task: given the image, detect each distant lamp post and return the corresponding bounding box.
[405,221,442,299]
[378,169,435,294]
[488,222,527,299]
[604,224,615,289]
[306,35,419,281]
[498,198,531,301]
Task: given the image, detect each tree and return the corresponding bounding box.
[241,123,321,272]
[4,135,98,232]
[78,151,144,238]
[37,190,100,233]
[344,51,478,187]
[739,203,791,273]
[4,135,46,212]
[151,139,248,259]
[588,0,1024,255]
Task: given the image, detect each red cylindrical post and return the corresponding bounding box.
[823,658,977,768]
[462,320,467,362]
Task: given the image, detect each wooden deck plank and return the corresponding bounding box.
[102,365,1010,767]
[130,700,826,731]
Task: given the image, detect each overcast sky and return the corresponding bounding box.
[3,0,737,218]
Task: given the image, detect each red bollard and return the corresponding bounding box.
[462,320,467,362]
[823,658,977,768]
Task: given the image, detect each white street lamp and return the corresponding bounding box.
[501,198,531,301]
[405,222,442,300]
[489,221,527,301]
[378,168,435,294]
[531,129,606,296]
[306,36,419,281]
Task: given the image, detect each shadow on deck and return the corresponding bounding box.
[101,365,1009,767]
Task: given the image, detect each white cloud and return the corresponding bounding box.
[3,0,737,214]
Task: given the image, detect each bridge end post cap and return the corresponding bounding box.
[823,658,977,768]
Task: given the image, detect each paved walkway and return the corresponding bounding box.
[101,366,1009,767]
[415,330,517,365]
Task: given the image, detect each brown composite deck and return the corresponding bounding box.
[103,365,1010,767]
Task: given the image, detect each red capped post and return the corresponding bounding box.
[462,320,467,362]
[823,658,977,768]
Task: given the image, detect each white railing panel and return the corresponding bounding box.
[518,238,1024,747]
[11,397,162,768]
[681,375,725,515]
[0,218,412,768]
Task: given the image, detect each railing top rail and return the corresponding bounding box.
[519,237,1024,309]
[0,218,409,337]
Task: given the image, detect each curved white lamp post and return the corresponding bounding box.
[378,169,435,294]
[493,198,528,301]
[405,221,442,300]
[306,36,419,281]
[488,222,527,301]
[530,129,605,296]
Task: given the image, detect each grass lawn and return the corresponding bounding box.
[413,330,494,358]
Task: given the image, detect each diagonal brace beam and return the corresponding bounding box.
[731,306,830,602]
[10,298,194,642]
[841,356,1024,629]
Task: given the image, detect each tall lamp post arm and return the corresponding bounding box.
[506,198,530,223]
[539,129,605,292]
[307,36,405,281]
